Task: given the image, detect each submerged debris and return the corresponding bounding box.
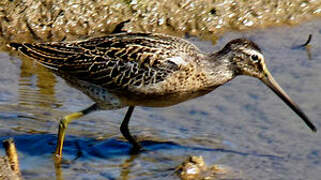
[293,34,312,48]
[292,34,313,60]
[176,156,207,180]
[111,19,130,34]
[175,156,241,180]
[0,138,21,180]
[302,34,312,47]
[302,34,312,60]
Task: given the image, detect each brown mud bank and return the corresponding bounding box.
[0,0,320,48]
[0,139,21,180]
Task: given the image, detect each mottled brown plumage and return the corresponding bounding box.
[10,33,198,88]
[10,33,209,105]
[8,32,317,161]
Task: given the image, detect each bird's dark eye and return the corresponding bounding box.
[251,54,259,62]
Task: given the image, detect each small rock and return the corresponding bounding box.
[176,155,241,180]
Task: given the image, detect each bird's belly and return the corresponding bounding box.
[78,86,214,108]
[63,77,125,110]
[84,86,125,109]
[116,88,214,107]
[62,75,215,108]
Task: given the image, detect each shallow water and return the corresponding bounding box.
[0,19,321,179]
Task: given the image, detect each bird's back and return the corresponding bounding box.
[10,33,203,92]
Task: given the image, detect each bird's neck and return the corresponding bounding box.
[199,52,236,89]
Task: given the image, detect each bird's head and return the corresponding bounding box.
[216,39,317,132]
[217,38,265,79]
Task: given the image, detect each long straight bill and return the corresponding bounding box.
[261,71,317,132]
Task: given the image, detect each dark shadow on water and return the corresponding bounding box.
[0,134,57,156]
[0,134,284,179]
[0,134,283,161]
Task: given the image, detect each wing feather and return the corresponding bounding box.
[9,33,201,90]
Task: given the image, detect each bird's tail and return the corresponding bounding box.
[8,42,81,70]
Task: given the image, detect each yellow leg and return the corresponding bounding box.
[55,112,83,159]
[55,104,98,162]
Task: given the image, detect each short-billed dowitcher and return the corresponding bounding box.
[9,32,317,160]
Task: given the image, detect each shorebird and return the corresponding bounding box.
[8,32,317,160]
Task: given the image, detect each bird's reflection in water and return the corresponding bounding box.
[18,56,61,109]
[53,139,141,180]
[119,154,140,180]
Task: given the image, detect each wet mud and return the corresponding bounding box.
[0,0,320,47]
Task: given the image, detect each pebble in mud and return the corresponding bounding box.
[176,156,207,180]
[0,139,21,180]
[176,156,241,180]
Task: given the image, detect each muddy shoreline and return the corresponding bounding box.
[0,0,320,48]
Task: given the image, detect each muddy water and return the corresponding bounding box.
[0,18,321,180]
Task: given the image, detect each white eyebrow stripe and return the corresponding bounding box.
[240,48,264,61]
